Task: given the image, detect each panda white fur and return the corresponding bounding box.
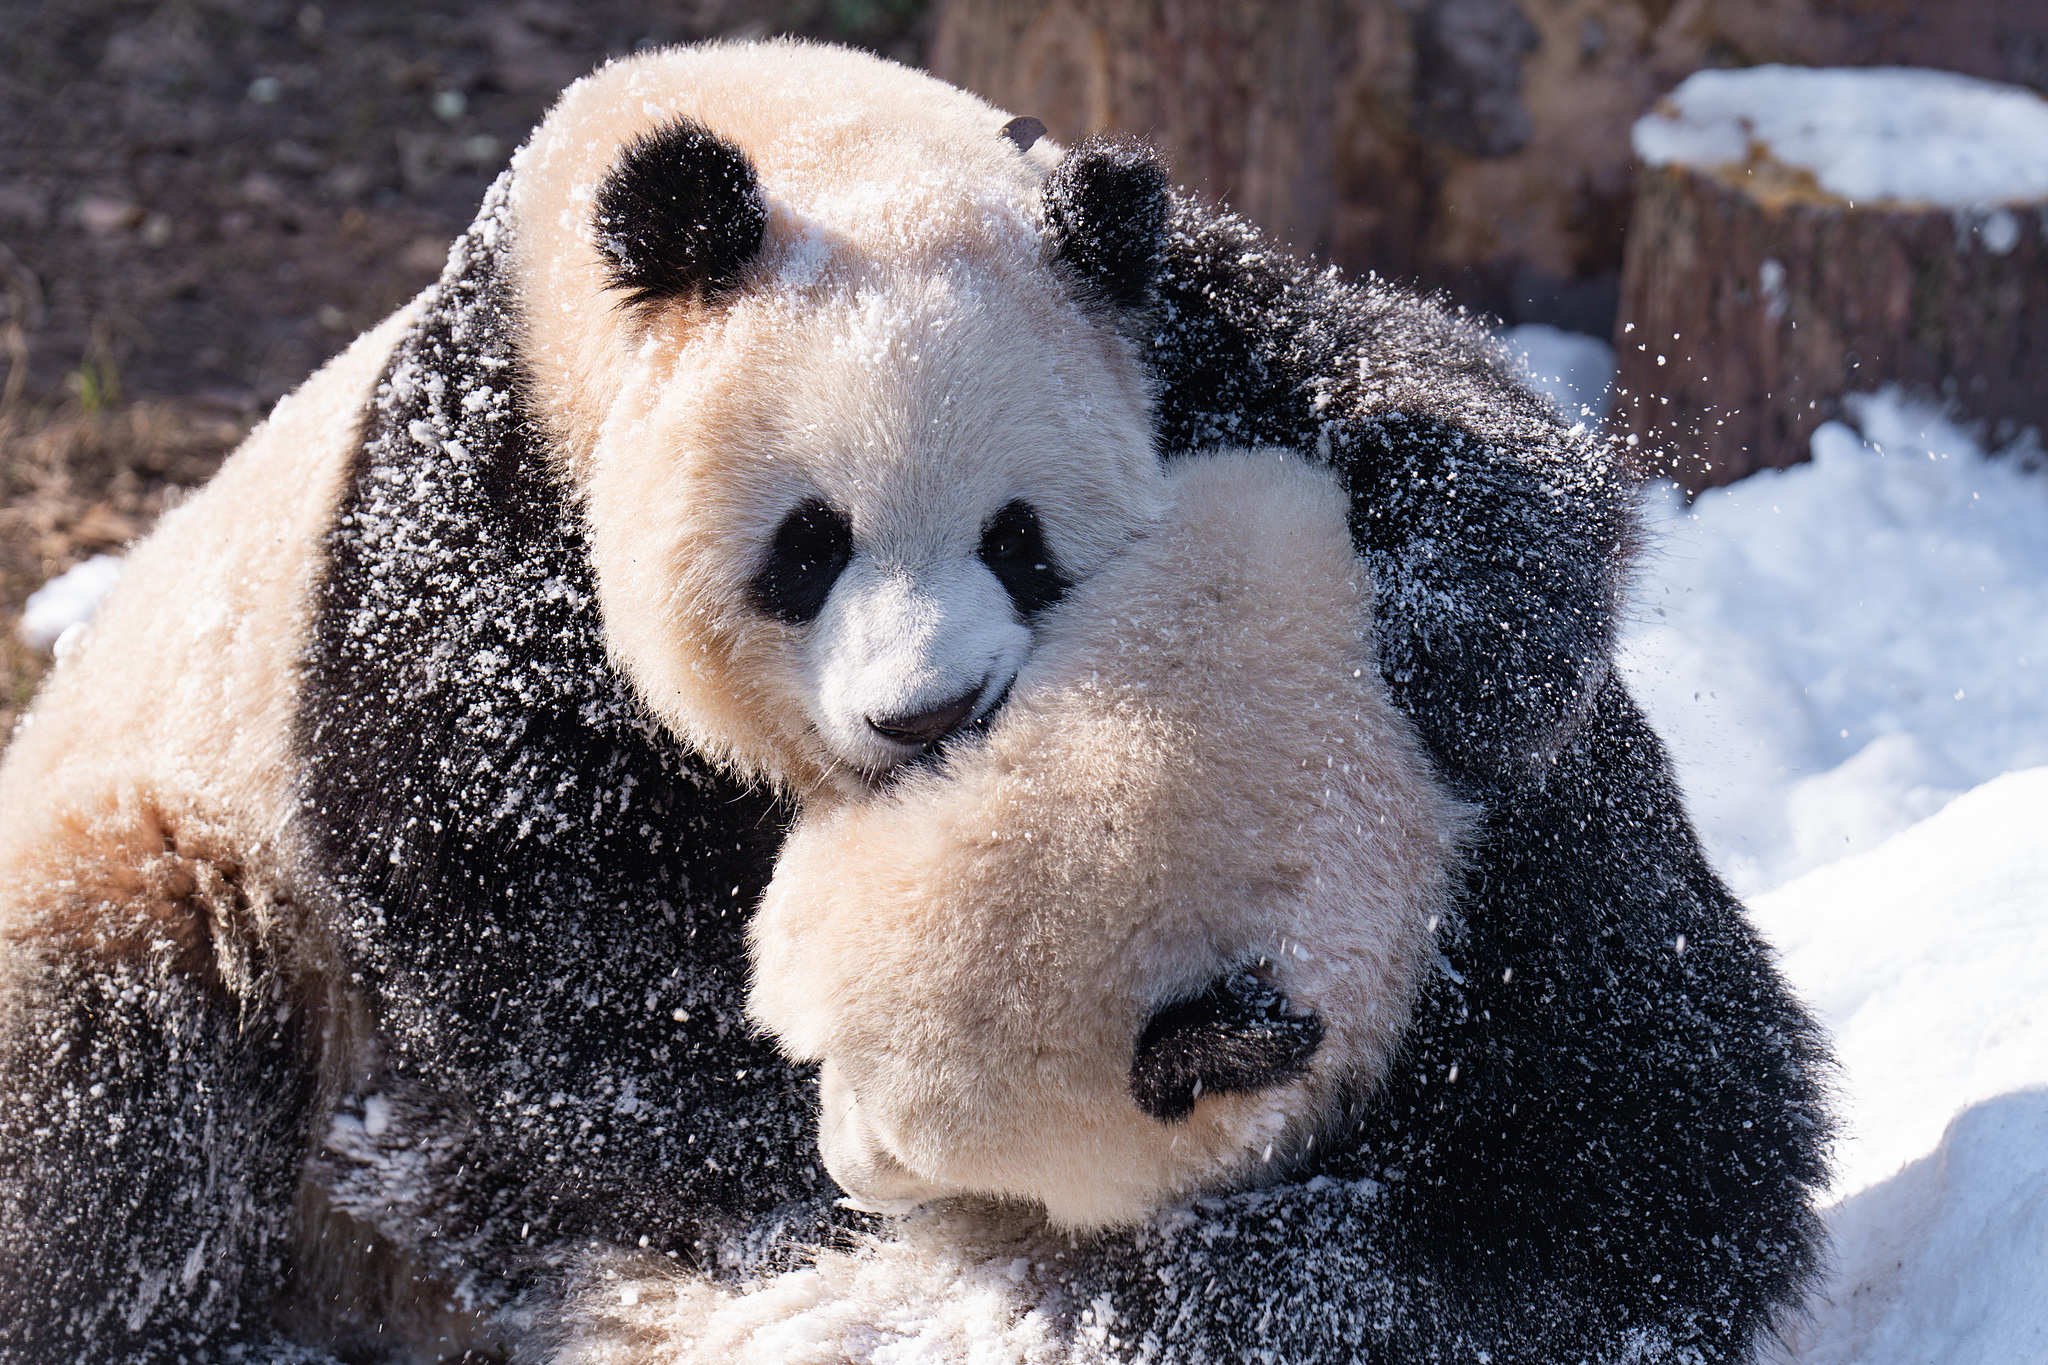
[749,449,1471,1230]
[0,37,1831,1365]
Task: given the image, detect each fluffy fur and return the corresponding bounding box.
[750,451,1469,1228]
[0,38,1828,1365]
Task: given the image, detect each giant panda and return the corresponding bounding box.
[0,37,1828,1365]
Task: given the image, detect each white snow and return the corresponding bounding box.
[1502,323,1615,421]
[1633,65,2048,209]
[1757,772,2048,1364]
[18,553,124,655]
[1619,390,2048,1362]
[1621,391,2048,896]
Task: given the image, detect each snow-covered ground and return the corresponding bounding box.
[1623,393,2048,897]
[1616,389,2048,1361]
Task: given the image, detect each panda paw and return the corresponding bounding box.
[1129,970,1324,1123]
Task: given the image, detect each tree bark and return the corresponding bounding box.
[929,0,2048,336]
[929,0,1362,262]
[1614,163,2048,492]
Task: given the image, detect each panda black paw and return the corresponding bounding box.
[1129,970,1324,1123]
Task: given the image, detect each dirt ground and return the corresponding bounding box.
[0,0,928,737]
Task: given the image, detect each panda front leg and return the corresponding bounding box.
[0,891,324,1361]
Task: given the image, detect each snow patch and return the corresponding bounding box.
[558,1208,1071,1365]
[1634,65,2048,209]
[1753,769,2048,1363]
[1620,389,2048,895]
[19,553,124,653]
[1621,387,2048,1361]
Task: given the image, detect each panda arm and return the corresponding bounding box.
[1068,677,1830,1365]
[1146,199,1636,789]
[293,210,830,1288]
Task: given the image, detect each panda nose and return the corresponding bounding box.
[867,688,982,747]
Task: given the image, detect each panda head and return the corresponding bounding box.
[505,44,1175,793]
[748,450,1474,1229]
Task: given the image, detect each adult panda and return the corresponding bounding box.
[0,41,1168,1361]
[0,38,1826,1365]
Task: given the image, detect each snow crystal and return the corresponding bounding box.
[1633,66,2048,209]
[18,553,124,653]
[1500,324,1614,422]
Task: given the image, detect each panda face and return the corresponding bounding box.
[514,137,1164,792]
[728,284,1129,779]
[763,495,1054,777]
[574,264,1167,792]
[498,49,1175,793]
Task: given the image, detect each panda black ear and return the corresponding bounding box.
[1042,137,1168,312]
[594,117,767,309]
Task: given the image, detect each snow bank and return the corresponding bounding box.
[1622,391,2048,1362]
[1754,769,2048,1364]
[17,554,124,655]
[1620,391,2048,896]
[1750,769,2048,1203]
[1633,66,2048,210]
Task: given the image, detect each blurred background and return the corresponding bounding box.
[2,0,2045,728]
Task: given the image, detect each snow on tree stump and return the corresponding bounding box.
[1613,67,2048,493]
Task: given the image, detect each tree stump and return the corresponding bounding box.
[930,1,2048,339]
[1614,72,2048,493]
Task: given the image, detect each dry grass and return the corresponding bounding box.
[0,399,246,740]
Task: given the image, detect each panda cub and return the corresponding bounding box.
[750,449,1472,1231]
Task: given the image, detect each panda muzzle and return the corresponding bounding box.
[865,685,985,748]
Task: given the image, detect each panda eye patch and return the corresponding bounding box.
[978,500,1073,616]
[751,499,854,624]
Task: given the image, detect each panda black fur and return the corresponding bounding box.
[0,39,1829,1365]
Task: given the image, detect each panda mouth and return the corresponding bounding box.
[875,677,1014,788]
